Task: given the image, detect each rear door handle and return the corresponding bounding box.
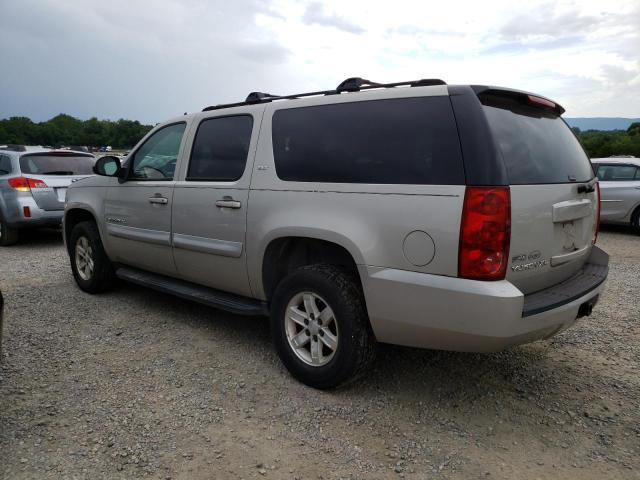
[148,196,168,205]
[215,197,241,209]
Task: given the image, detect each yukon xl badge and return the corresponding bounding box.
[511,250,546,272]
[511,260,547,272]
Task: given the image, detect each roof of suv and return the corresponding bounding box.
[0,146,95,157]
[591,157,640,166]
[198,77,565,116]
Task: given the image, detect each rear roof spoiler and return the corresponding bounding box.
[470,85,565,115]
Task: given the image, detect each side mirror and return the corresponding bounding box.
[93,156,121,177]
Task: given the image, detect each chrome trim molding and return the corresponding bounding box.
[106,223,171,246]
[172,233,243,258]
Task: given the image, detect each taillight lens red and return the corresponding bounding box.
[594,181,601,244]
[7,177,47,192]
[459,186,511,280]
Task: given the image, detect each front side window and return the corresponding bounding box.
[596,164,639,181]
[271,97,464,185]
[187,115,253,181]
[130,123,186,180]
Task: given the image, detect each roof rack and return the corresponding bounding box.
[202,77,447,112]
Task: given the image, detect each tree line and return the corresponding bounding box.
[1,114,639,156]
[0,114,153,149]
[573,123,640,158]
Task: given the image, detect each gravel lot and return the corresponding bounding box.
[1,227,638,479]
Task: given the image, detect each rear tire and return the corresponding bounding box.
[631,207,640,235]
[69,221,115,293]
[270,264,376,389]
[0,215,19,246]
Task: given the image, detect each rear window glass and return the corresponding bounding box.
[20,154,94,175]
[481,94,594,184]
[272,97,464,185]
[596,164,639,181]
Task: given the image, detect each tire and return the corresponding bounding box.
[0,215,19,246]
[270,264,376,389]
[631,207,640,235]
[69,221,115,293]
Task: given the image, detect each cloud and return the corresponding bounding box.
[0,0,637,122]
[499,8,603,39]
[482,35,585,55]
[301,2,365,34]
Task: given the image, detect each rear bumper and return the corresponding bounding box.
[2,195,63,228]
[359,246,609,352]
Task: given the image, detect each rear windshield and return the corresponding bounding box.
[481,94,594,184]
[20,154,95,175]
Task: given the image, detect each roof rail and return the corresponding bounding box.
[202,77,447,112]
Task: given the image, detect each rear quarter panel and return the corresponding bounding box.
[246,90,464,299]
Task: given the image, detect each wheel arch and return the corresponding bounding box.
[260,233,365,302]
[64,207,99,255]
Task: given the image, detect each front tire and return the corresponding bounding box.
[69,221,115,293]
[271,264,376,389]
[0,215,19,246]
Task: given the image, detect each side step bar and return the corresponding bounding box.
[115,266,269,317]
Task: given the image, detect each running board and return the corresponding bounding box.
[115,266,268,316]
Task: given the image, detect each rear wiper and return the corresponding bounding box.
[41,171,74,175]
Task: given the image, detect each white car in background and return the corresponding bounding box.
[591,157,640,234]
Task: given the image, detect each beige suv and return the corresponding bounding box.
[63,78,608,388]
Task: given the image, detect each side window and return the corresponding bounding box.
[187,115,254,181]
[597,164,638,181]
[130,123,186,180]
[0,155,11,175]
[271,97,464,185]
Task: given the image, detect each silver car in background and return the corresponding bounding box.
[0,146,95,245]
[591,157,640,234]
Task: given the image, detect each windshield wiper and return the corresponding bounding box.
[41,171,75,175]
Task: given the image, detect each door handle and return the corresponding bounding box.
[148,196,168,205]
[215,197,241,209]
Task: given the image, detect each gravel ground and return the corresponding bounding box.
[1,227,638,479]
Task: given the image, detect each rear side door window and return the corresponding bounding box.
[187,115,254,181]
[271,97,464,185]
[130,123,186,180]
[596,164,638,181]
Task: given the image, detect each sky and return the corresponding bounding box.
[0,0,638,124]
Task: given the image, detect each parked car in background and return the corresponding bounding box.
[0,146,95,246]
[64,78,608,388]
[0,288,4,358]
[591,157,640,234]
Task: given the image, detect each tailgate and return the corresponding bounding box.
[479,89,598,294]
[27,175,90,211]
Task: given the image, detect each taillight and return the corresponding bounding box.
[459,186,511,280]
[594,181,601,244]
[7,177,47,192]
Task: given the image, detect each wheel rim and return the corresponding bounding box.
[74,236,94,281]
[285,291,339,367]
